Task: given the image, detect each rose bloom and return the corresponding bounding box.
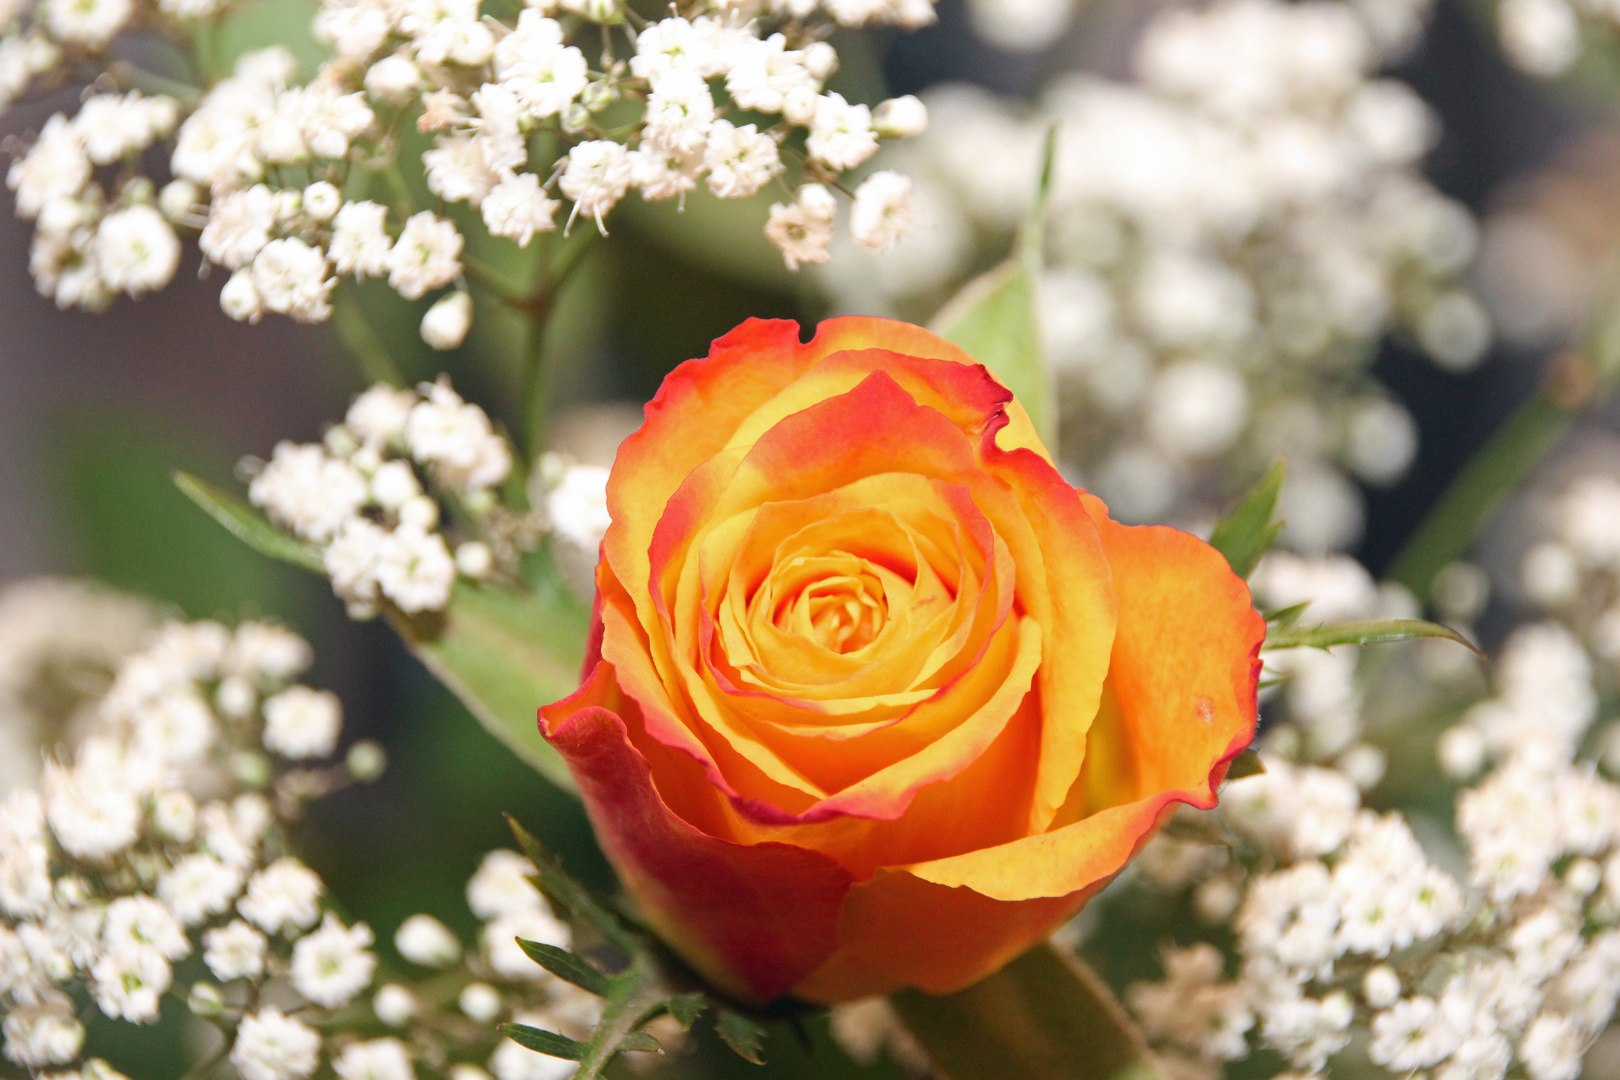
[541,318,1263,1003]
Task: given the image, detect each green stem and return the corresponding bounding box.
[520,295,553,462]
[1386,253,1620,599]
[332,290,407,387]
[891,944,1163,1080]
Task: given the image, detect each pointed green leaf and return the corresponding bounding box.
[662,993,708,1031]
[173,472,325,573]
[1225,748,1266,780]
[893,945,1161,1080]
[1264,601,1311,628]
[395,568,588,792]
[516,938,610,996]
[715,1009,768,1065]
[501,1025,586,1060]
[931,127,1057,448]
[507,815,639,953]
[617,1031,661,1053]
[1265,618,1482,655]
[1208,461,1286,579]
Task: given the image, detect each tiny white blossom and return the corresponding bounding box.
[291,913,377,1007]
[240,856,324,934]
[252,238,335,322]
[388,211,463,299]
[373,984,417,1027]
[545,465,611,551]
[850,170,915,250]
[643,70,716,155]
[232,1009,322,1080]
[483,905,572,980]
[249,442,368,543]
[201,185,277,269]
[560,141,632,232]
[421,291,473,350]
[872,94,928,137]
[204,919,268,980]
[91,945,172,1023]
[262,685,343,759]
[703,121,779,200]
[1520,1013,1584,1080]
[467,849,543,918]
[95,206,180,296]
[43,758,140,859]
[221,269,265,322]
[159,854,245,925]
[331,201,394,279]
[9,115,91,220]
[482,173,559,246]
[396,913,462,966]
[375,526,456,612]
[44,0,132,46]
[348,385,420,445]
[335,1038,416,1080]
[806,93,877,171]
[2,1000,84,1066]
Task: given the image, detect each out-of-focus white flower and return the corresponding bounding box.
[291,914,377,1007]
[372,985,417,1028]
[396,913,461,967]
[94,206,180,296]
[263,686,342,759]
[421,291,473,350]
[232,1008,322,1080]
[467,850,542,918]
[332,201,393,279]
[807,93,877,170]
[703,121,780,198]
[376,526,456,613]
[560,141,632,232]
[849,170,915,250]
[459,981,502,1022]
[545,465,611,552]
[160,854,245,925]
[91,944,172,1022]
[482,174,558,246]
[335,1038,415,1080]
[204,919,268,980]
[388,212,463,299]
[249,442,368,543]
[239,857,324,934]
[1499,0,1580,75]
[482,905,571,980]
[766,184,837,270]
[252,238,335,322]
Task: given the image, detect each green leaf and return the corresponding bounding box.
[501,1025,586,1060]
[931,127,1058,448]
[1265,618,1482,656]
[662,993,708,1031]
[507,816,639,954]
[395,567,589,793]
[715,1009,768,1065]
[1159,808,1237,846]
[173,472,325,573]
[516,939,610,996]
[1264,601,1311,628]
[1208,460,1286,579]
[1225,748,1266,780]
[892,944,1162,1080]
[617,1031,662,1054]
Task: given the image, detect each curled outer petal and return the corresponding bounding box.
[541,317,1264,1003]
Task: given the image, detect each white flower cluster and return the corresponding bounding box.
[7,95,184,310]
[0,596,609,1080]
[378,851,600,1080]
[2,0,934,345]
[822,0,1485,552]
[0,613,400,1078]
[248,380,624,616]
[1515,473,1620,673]
[247,380,525,617]
[1113,601,1620,1080]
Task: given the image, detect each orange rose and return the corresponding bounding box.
[540,317,1264,1004]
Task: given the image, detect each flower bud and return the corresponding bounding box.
[346,740,388,782]
[396,914,461,967]
[1362,965,1400,1009]
[303,181,342,222]
[455,541,493,578]
[421,291,472,350]
[220,270,263,323]
[188,983,226,1017]
[873,95,927,138]
[782,85,818,126]
[459,982,501,1022]
[796,183,836,222]
[803,41,838,81]
[159,180,198,221]
[365,55,422,105]
[373,984,416,1026]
